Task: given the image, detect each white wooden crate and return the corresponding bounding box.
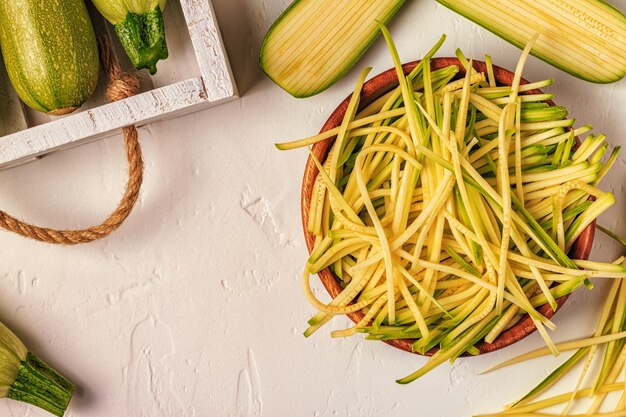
[0,0,237,170]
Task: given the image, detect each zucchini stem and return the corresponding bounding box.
[114,6,168,74]
[8,352,75,417]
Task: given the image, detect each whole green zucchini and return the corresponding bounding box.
[91,0,168,75]
[0,0,99,115]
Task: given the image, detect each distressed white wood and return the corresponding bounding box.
[0,78,211,167]
[180,0,238,100]
[0,0,236,170]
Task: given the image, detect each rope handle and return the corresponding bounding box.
[0,37,144,245]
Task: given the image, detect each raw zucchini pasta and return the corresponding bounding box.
[277,28,625,384]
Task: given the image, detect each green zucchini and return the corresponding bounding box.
[436,0,626,84]
[260,0,406,98]
[0,0,99,115]
[0,320,74,416]
[91,0,168,75]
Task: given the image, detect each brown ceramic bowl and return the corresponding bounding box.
[301,58,595,356]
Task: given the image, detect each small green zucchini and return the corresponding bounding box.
[260,0,406,98]
[0,0,100,115]
[91,0,168,75]
[0,320,74,416]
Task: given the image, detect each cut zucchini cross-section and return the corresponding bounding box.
[260,0,406,97]
[436,0,626,83]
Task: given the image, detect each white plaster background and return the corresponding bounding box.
[0,0,625,416]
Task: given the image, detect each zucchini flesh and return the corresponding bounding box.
[436,0,626,84]
[260,0,406,98]
[90,0,166,23]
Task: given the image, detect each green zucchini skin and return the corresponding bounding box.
[8,353,75,417]
[0,0,100,114]
[114,6,168,75]
[90,0,168,74]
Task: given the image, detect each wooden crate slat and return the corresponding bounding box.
[0,78,211,168]
[180,0,238,101]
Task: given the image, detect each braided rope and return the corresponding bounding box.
[0,37,144,244]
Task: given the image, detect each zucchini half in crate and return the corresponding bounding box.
[0,0,99,115]
[91,0,169,75]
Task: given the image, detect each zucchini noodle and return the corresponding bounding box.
[277,29,625,384]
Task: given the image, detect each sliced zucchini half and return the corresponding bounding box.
[436,0,626,83]
[260,0,406,98]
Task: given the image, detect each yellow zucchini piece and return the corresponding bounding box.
[260,0,405,97]
[437,0,626,83]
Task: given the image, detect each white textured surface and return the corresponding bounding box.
[0,1,624,416]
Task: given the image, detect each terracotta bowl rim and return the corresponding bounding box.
[301,57,595,356]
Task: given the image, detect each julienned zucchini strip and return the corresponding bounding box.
[276,26,625,384]
[436,0,626,83]
[260,0,406,97]
[479,259,626,416]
